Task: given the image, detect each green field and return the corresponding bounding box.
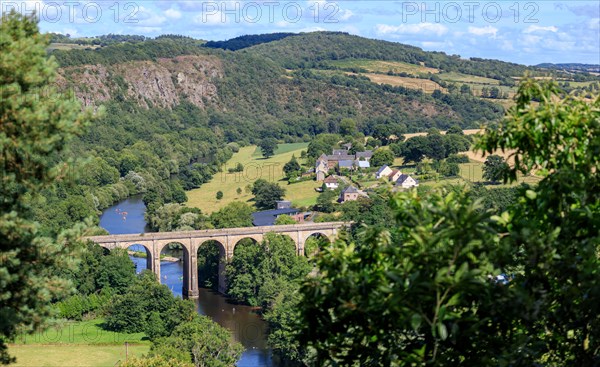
[186,143,322,213]
[324,59,439,76]
[9,319,149,367]
[15,319,148,345]
[9,344,149,367]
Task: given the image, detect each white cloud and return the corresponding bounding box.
[375,23,448,37]
[338,9,354,21]
[165,8,182,20]
[523,25,559,34]
[468,26,498,38]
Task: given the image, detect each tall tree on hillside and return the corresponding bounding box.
[482,155,508,183]
[259,138,278,158]
[0,12,92,364]
[370,149,394,167]
[252,179,285,209]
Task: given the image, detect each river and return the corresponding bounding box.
[99,196,275,367]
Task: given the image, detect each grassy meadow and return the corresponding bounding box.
[186,143,322,213]
[325,59,440,75]
[9,319,150,367]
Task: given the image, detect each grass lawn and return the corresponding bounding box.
[15,319,149,345]
[9,344,149,367]
[9,319,150,367]
[186,143,321,213]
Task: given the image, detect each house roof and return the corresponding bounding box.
[317,153,328,162]
[338,160,354,168]
[327,154,355,161]
[324,175,338,183]
[388,169,400,178]
[396,174,418,185]
[332,149,349,156]
[356,150,373,158]
[342,186,359,194]
[356,160,370,168]
[376,165,389,175]
[252,208,300,226]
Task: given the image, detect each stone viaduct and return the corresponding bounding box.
[86,222,349,298]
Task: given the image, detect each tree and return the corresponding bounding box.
[209,202,253,228]
[489,86,500,99]
[259,138,278,158]
[459,84,471,95]
[0,12,92,364]
[482,155,508,183]
[426,132,446,161]
[446,125,464,135]
[339,118,358,137]
[252,179,285,209]
[370,148,394,167]
[236,187,242,195]
[396,135,430,163]
[216,191,223,200]
[283,155,301,177]
[275,214,296,225]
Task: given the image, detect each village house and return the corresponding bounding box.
[395,174,419,189]
[315,146,374,181]
[339,186,360,202]
[388,169,402,182]
[324,175,339,190]
[376,165,393,179]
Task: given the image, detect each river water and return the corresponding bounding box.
[99,196,275,367]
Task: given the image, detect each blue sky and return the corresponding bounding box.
[4,1,599,65]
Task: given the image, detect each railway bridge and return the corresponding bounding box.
[86,222,349,298]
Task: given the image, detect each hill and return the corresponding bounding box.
[38,31,598,231]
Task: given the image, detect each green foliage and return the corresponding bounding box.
[0,12,92,364]
[216,191,223,200]
[482,155,509,183]
[300,188,512,366]
[209,202,253,228]
[147,204,210,232]
[56,291,112,320]
[307,134,341,159]
[150,316,243,367]
[226,233,311,308]
[119,356,194,367]
[393,133,470,163]
[299,80,600,366]
[370,148,394,167]
[259,138,278,158]
[476,79,600,364]
[274,214,297,225]
[283,155,301,177]
[315,188,339,213]
[252,179,286,209]
[197,241,221,290]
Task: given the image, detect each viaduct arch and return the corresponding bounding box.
[86,222,349,298]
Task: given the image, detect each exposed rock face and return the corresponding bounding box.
[56,55,223,109]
